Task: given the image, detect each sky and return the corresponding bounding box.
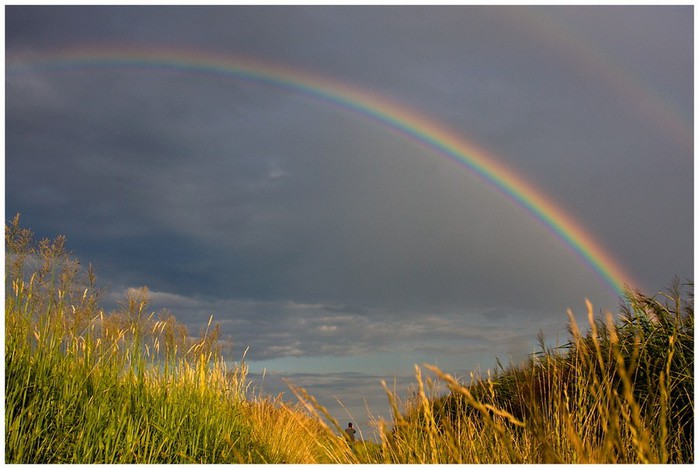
[5,5,693,439]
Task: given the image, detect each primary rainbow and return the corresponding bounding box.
[6,45,639,298]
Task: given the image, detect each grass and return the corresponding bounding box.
[376,283,693,464]
[5,214,694,463]
[6,281,255,462]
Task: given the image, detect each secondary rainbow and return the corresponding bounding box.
[6,45,639,298]
[504,9,692,155]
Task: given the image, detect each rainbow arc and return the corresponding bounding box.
[7,46,640,298]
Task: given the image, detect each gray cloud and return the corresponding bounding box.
[105,286,581,372]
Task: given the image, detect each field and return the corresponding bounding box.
[5,215,694,463]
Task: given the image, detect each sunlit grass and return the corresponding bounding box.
[5,283,255,462]
[371,286,693,464]
[5,214,693,463]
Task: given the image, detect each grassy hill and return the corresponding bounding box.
[5,215,693,463]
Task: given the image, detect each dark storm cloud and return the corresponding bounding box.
[7,58,607,313]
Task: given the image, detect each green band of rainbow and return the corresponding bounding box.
[7,46,639,299]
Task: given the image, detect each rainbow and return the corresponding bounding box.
[6,45,639,298]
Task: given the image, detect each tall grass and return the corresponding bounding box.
[5,282,257,462]
[256,280,693,464]
[5,216,259,463]
[5,215,693,463]
[375,285,693,463]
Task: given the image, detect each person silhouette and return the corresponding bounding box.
[344,422,356,443]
